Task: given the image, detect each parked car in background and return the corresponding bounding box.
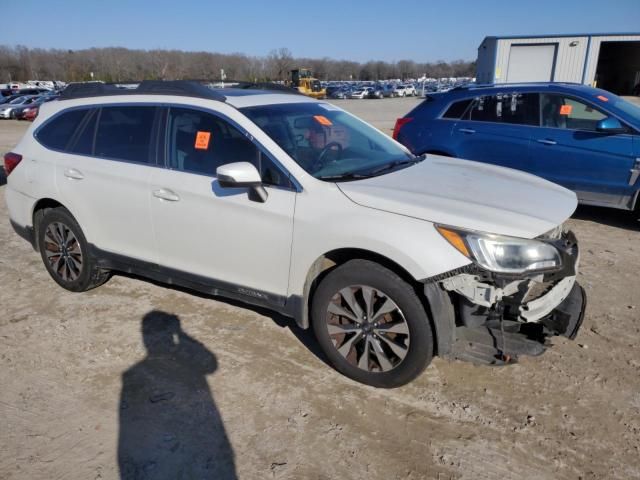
[369,84,394,99]
[394,82,640,212]
[350,87,372,99]
[20,106,39,121]
[13,95,58,121]
[5,80,585,388]
[0,94,22,105]
[0,95,39,119]
[403,84,416,96]
[329,87,351,99]
[394,85,416,97]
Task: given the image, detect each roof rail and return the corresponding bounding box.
[60,80,227,101]
[450,81,587,92]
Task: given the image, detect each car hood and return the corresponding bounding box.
[337,155,578,239]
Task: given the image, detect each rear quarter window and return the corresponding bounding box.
[36,109,89,151]
[442,99,472,119]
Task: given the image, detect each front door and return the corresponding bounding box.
[531,93,637,208]
[149,106,296,300]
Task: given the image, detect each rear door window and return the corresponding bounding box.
[68,109,98,155]
[540,94,608,131]
[36,109,90,151]
[94,106,157,163]
[466,93,539,125]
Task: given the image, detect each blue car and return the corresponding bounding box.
[393,83,640,212]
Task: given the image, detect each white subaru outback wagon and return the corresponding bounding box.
[5,81,586,387]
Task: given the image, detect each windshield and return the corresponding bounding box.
[612,97,640,123]
[241,102,415,180]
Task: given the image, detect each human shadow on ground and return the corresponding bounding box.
[118,310,237,480]
[115,273,331,370]
[572,204,639,231]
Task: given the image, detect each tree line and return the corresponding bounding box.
[0,45,476,84]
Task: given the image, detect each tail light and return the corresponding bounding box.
[3,152,23,176]
[392,117,413,140]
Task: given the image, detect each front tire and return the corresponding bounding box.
[311,259,433,388]
[37,207,110,292]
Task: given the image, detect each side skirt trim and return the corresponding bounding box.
[89,244,291,316]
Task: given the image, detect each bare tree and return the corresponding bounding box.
[0,44,475,84]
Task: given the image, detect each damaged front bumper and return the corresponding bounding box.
[428,229,587,364]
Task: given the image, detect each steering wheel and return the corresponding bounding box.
[313,141,343,172]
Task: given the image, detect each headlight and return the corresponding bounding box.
[436,225,562,274]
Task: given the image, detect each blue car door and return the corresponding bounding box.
[451,92,537,172]
[531,93,637,208]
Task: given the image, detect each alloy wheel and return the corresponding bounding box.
[325,285,410,372]
[43,221,83,281]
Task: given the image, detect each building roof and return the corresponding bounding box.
[482,32,640,43]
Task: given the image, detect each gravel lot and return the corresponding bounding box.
[1,98,639,480]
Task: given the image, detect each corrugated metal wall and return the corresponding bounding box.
[583,34,640,85]
[495,37,588,83]
[476,37,497,84]
[479,34,640,85]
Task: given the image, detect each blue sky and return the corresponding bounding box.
[2,0,639,62]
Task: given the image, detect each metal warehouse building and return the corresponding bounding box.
[476,33,640,95]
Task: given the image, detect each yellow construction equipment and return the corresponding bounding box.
[290,68,326,99]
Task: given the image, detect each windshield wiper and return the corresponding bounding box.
[366,155,425,176]
[317,172,372,181]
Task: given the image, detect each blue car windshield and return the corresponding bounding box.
[241,103,416,181]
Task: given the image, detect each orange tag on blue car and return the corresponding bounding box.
[559,105,572,116]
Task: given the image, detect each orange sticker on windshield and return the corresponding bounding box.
[195,131,211,150]
[597,95,609,102]
[559,105,572,116]
[313,115,333,126]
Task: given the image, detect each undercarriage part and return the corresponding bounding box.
[447,323,547,366]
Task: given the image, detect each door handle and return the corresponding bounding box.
[64,168,84,180]
[153,188,180,202]
[537,139,557,145]
[459,128,476,134]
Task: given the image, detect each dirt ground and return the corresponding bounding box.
[1,99,639,480]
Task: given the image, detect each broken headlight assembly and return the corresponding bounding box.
[436,225,562,274]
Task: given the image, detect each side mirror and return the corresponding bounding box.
[596,117,626,134]
[216,162,268,203]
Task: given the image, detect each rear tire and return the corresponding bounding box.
[37,207,110,292]
[311,259,433,388]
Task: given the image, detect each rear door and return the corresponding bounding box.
[451,92,538,171]
[531,93,637,208]
[149,106,296,300]
[55,105,159,263]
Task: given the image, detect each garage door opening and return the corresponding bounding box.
[594,41,640,95]
[506,44,557,82]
